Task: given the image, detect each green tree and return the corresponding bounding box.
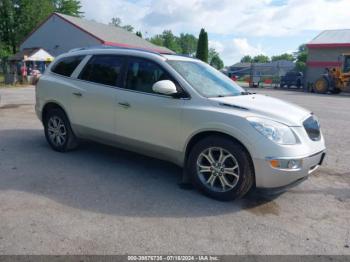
[178,33,197,56]
[53,0,83,17]
[295,44,307,72]
[161,30,181,53]
[240,55,253,63]
[136,31,142,38]
[253,54,270,63]
[149,34,164,46]
[0,0,17,53]
[271,53,294,62]
[122,24,134,32]
[208,48,224,69]
[196,28,208,63]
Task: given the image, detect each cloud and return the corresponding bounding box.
[210,38,264,66]
[80,0,350,64]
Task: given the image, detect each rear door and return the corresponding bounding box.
[69,54,125,136]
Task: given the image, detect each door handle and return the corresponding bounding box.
[72,92,82,97]
[118,102,130,108]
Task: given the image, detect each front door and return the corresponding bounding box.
[114,57,185,156]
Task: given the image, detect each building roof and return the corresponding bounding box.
[9,48,54,61]
[22,13,174,54]
[307,29,350,48]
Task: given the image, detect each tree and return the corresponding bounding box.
[240,55,253,63]
[295,44,307,72]
[122,24,134,32]
[0,0,17,53]
[196,28,208,63]
[53,0,83,17]
[136,31,142,38]
[110,17,122,27]
[149,31,198,55]
[161,30,181,53]
[253,54,270,63]
[208,48,224,69]
[109,17,134,32]
[271,53,294,62]
[149,35,164,46]
[178,33,197,56]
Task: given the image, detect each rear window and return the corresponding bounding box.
[51,56,84,77]
[79,55,124,86]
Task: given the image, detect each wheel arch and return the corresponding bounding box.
[42,101,70,123]
[184,130,255,182]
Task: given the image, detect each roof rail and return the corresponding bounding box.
[68,45,164,56]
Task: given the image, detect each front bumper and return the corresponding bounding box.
[254,150,326,189]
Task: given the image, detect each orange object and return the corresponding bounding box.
[269,159,280,168]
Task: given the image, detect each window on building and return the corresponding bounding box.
[51,56,84,77]
[79,55,125,86]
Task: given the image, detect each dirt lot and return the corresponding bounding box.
[0,86,349,255]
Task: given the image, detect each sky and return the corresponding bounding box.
[80,0,350,65]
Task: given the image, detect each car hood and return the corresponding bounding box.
[210,94,310,126]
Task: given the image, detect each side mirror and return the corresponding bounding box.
[152,80,178,96]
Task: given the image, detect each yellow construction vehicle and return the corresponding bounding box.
[314,54,350,94]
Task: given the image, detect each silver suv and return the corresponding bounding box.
[35,47,326,201]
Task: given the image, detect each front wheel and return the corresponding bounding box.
[187,136,254,201]
[314,77,329,94]
[44,108,78,152]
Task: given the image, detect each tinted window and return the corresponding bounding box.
[51,56,84,77]
[125,58,172,94]
[79,55,124,86]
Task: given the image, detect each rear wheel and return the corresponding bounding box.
[331,88,341,94]
[187,136,254,201]
[296,79,302,89]
[44,108,78,152]
[314,77,329,94]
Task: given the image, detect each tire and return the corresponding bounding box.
[314,77,329,94]
[331,88,341,94]
[296,80,302,89]
[44,108,78,152]
[187,136,254,201]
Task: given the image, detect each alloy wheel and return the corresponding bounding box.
[47,116,67,147]
[196,147,240,192]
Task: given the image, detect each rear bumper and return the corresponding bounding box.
[254,150,326,189]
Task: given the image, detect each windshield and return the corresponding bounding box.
[167,60,245,97]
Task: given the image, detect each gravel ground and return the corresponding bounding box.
[0,86,349,255]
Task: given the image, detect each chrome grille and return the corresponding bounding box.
[303,115,321,141]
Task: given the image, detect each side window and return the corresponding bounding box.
[51,56,84,77]
[125,58,172,94]
[79,55,124,86]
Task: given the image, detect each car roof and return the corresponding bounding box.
[59,46,199,63]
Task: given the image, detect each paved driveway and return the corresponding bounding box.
[0,87,349,255]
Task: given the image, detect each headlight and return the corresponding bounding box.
[247,117,298,145]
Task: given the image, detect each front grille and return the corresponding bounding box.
[303,115,321,141]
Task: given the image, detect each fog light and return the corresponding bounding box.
[288,160,299,169]
[268,158,302,170]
